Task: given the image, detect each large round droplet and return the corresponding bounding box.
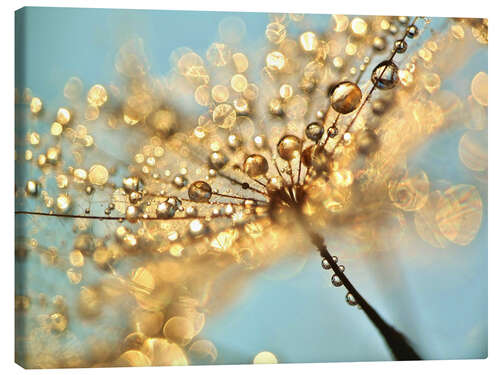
[277,135,301,160]
[305,122,324,142]
[243,154,269,178]
[330,81,362,114]
[188,181,212,202]
[371,61,399,90]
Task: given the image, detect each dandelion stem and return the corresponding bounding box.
[308,231,421,361]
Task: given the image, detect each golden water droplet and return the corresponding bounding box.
[66,268,82,284]
[212,85,229,103]
[332,15,349,32]
[436,184,482,246]
[279,84,293,99]
[57,107,71,125]
[188,340,217,364]
[459,130,487,171]
[49,313,68,333]
[300,31,318,52]
[188,181,212,202]
[398,69,414,87]
[471,71,488,107]
[351,17,368,35]
[28,132,40,145]
[163,316,195,347]
[126,205,140,223]
[253,351,278,364]
[178,52,208,85]
[116,350,151,367]
[88,164,109,186]
[122,332,147,352]
[451,24,465,40]
[424,73,441,94]
[232,52,249,73]
[142,338,188,366]
[194,85,211,106]
[266,22,287,44]
[50,122,63,136]
[56,193,71,212]
[73,168,88,183]
[231,74,248,93]
[330,81,362,114]
[151,110,176,134]
[30,97,43,114]
[266,51,285,71]
[243,154,269,178]
[64,76,83,99]
[415,191,449,248]
[56,174,69,189]
[69,250,85,267]
[87,84,108,107]
[277,135,301,160]
[212,103,236,128]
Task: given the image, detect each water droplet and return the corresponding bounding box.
[331,274,343,287]
[126,205,140,223]
[321,258,331,269]
[372,99,387,115]
[345,292,357,306]
[189,219,206,237]
[393,39,407,53]
[398,16,409,25]
[25,180,38,196]
[186,206,198,217]
[129,191,143,204]
[188,181,212,202]
[209,152,227,170]
[371,61,399,90]
[327,127,338,138]
[173,174,188,188]
[305,122,324,142]
[277,135,301,160]
[243,154,269,178]
[156,201,176,219]
[227,134,241,149]
[373,36,387,51]
[123,176,140,193]
[407,25,419,38]
[330,81,362,114]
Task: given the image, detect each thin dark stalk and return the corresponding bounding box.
[308,231,421,361]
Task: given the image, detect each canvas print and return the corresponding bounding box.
[15,7,487,368]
